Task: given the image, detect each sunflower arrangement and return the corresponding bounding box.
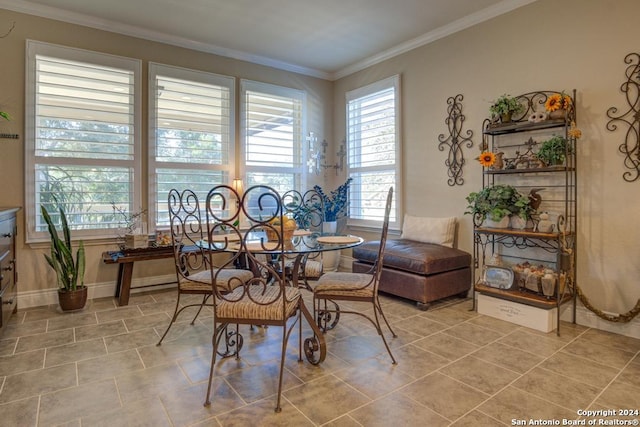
[545,92,572,112]
[477,151,496,168]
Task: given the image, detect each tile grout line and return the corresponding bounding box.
[457,325,591,421]
[582,347,640,413]
[441,324,588,424]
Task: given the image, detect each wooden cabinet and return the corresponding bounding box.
[472,90,577,334]
[0,208,19,333]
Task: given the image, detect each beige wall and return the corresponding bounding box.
[0,9,332,301]
[3,1,640,336]
[333,0,640,336]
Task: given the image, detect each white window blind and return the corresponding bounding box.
[149,63,235,228]
[241,80,305,194]
[346,75,401,227]
[25,41,141,241]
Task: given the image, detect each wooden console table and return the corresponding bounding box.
[102,246,179,306]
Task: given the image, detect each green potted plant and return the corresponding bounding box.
[489,94,523,123]
[0,111,10,121]
[536,135,572,166]
[41,204,87,311]
[465,184,532,228]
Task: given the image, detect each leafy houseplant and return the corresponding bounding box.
[0,111,10,121]
[537,135,572,166]
[489,94,523,123]
[465,184,533,226]
[41,205,87,311]
[313,178,352,222]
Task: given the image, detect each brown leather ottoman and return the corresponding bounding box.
[352,239,471,310]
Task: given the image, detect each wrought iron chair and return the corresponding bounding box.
[281,189,325,288]
[203,185,325,412]
[156,188,253,346]
[312,187,397,364]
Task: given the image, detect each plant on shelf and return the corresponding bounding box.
[536,135,573,166]
[465,184,533,226]
[489,94,523,123]
[313,178,352,222]
[41,204,87,311]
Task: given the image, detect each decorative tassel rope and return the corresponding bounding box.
[560,223,640,323]
[576,284,640,323]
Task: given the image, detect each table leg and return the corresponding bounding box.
[116,262,134,306]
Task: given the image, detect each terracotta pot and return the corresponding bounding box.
[58,286,88,311]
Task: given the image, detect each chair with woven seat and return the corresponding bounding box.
[204,184,325,412]
[156,188,253,346]
[312,186,397,364]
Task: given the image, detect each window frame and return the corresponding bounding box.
[345,74,402,230]
[25,40,142,243]
[148,62,236,230]
[239,79,307,194]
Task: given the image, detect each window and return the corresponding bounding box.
[149,63,235,228]
[25,41,141,241]
[240,80,305,195]
[346,75,401,228]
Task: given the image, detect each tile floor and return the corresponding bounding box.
[0,289,639,426]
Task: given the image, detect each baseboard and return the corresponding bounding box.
[18,274,178,309]
[563,303,640,340]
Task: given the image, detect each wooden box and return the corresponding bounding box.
[124,233,148,249]
[477,293,557,333]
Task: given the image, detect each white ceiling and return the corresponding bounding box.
[1,0,536,80]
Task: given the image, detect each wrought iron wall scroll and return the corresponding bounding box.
[438,94,473,186]
[606,52,640,182]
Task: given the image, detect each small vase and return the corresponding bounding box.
[483,216,510,229]
[500,112,513,123]
[322,221,337,234]
[541,275,556,298]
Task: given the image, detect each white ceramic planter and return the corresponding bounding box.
[322,221,337,234]
[483,216,510,229]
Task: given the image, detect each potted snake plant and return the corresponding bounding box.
[41,204,87,311]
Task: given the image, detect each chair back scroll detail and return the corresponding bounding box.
[282,188,324,231]
[205,185,294,317]
[167,188,210,284]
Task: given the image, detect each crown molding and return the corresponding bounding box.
[332,0,539,80]
[0,0,332,80]
[1,0,537,82]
